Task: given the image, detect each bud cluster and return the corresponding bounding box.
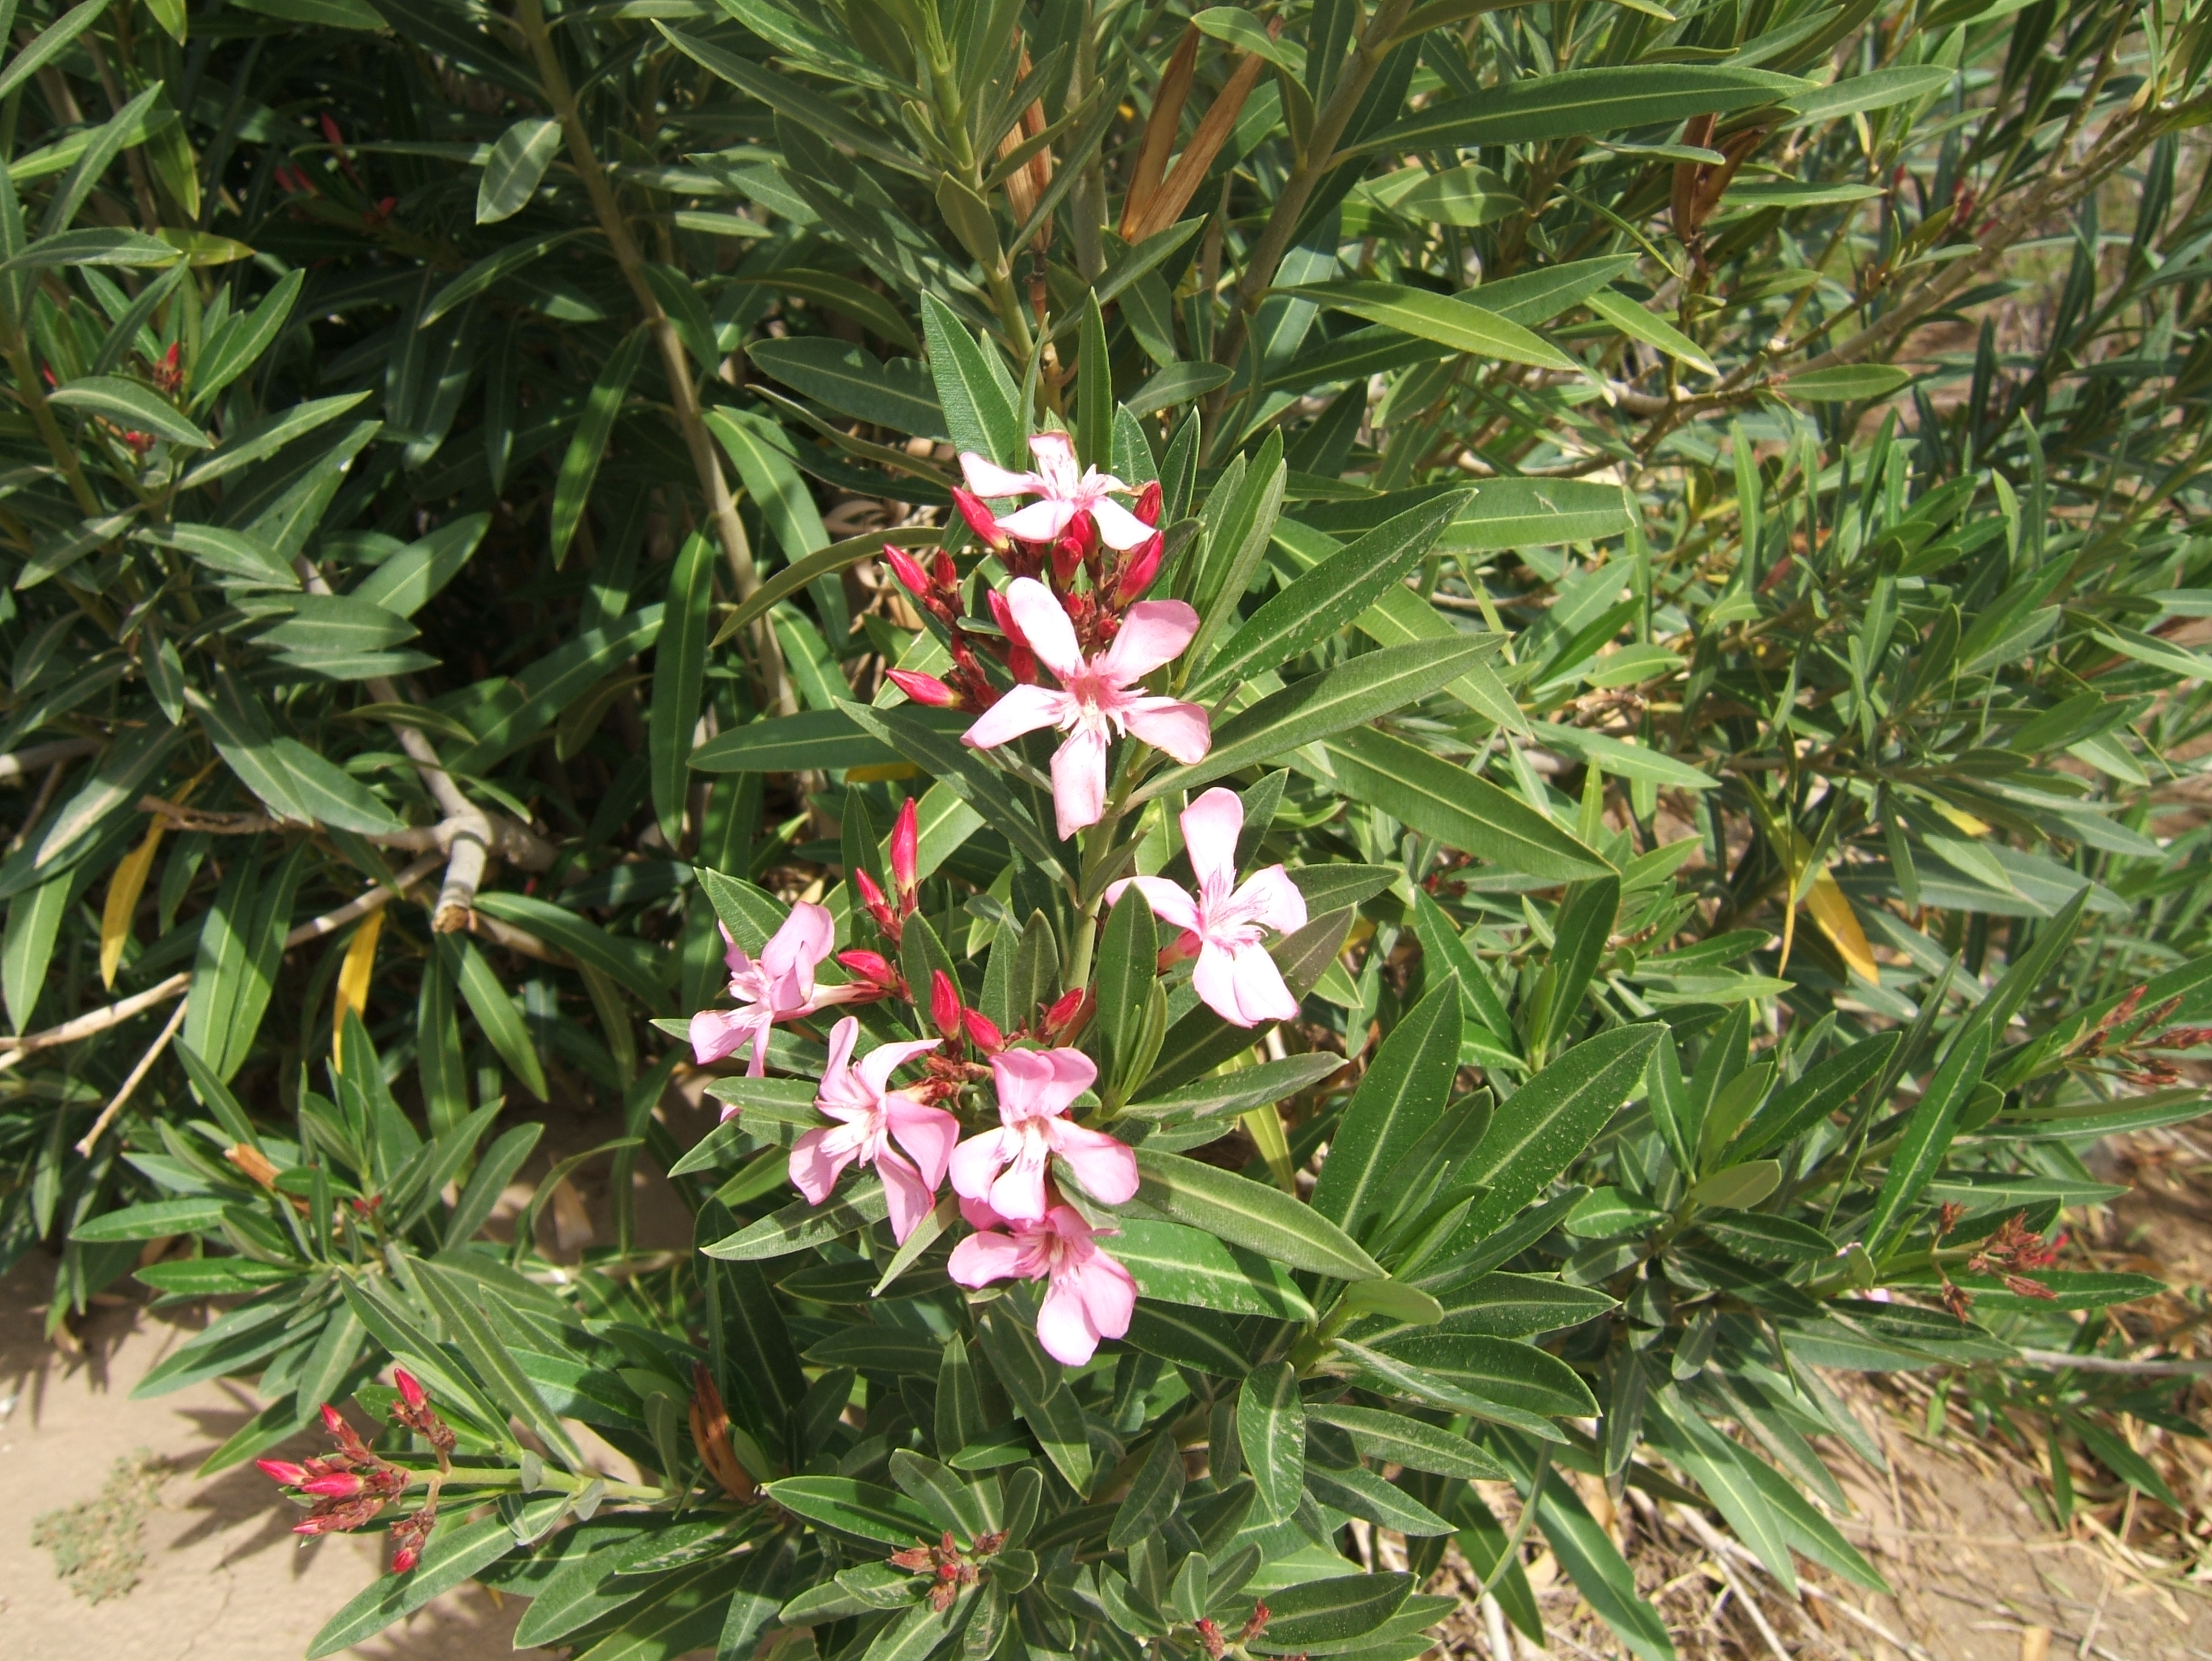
[256,1369,454,1572]
[889,1528,1008,1612]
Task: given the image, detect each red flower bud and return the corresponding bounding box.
[391,1544,421,1573]
[256,1459,311,1486]
[1116,534,1163,604]
[393,1369,428,1412]
[1041,986,1091,1042]
[929,550,959,592]
[319,111,348,152]
[300,1472,367,1498]
[931,970,963,1042]
[962,1009,1005,1052]
[951,487,1011,551]
[855,868,898,934]
[837,949,901,992]
[1135,480,1162,526]
[884,546,931,598]
[891,797,920,904]
[987,589,1037,682]
[1051,523,1087,585]
[887,669,958,707]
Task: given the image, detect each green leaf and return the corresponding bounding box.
[1584,288,1716,377]
[1127,360,1234,414]
[750,337,946,437]
[838,700,1066,879]
[413,1259,584,1468]
[1736,1030,1898,1157]
[1786,364,1912,401]
[1134,1148,1384,1281]
[1457,1024,1664,1239]
[1686,1160,1781,1210]
[1110,1218,1316,1319]
[306,1514,519,1657]
[1140,640,1492,802]
[1780,64,1954,127]
[1396,164,1519,227]
[179,391,375,488]
[350,513,491,618]
[703,1181,890,1259]
[1111,1433,1187,1548]
[707,406,829,558]
[1124,1053,1345,1120]
[1322,727,1609,880]
[1350,66,1805,155]
[1863,1023,1992,1259]
[1302,1462,1454,1535]
[1410,887,1515,1043]
[446,934,550,1102]
[476,118,564,222]
[48,374,206,446]
[181,840,308,1081]
[0,0,112,104]
[920,291,1022,468]
[1305,1405,1507,1480]
[1312,983,1461,1240]
[1251,1574,1412,1651]
[1367,1333,1599,1419]
[1498,1444,1675,1661]
[767,1476,943,1545]
[73,1197,233,1241]
[1093,884,1159,1102]
[1238,1361,1305,1521]
[550,326,650,565]
[1278,283,1575,372]
[1191,494,1469,704]
[471,892,669,1011]
[447,604,665,773]
[651,530,716,844]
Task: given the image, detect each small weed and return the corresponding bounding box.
[30,1448,168,1604]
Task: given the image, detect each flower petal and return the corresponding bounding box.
[1037,1045,1100,1114]
[949,1128,1013,1201]
[789,1128,849,1206]
[857,1036,944,1098]
[1121,697,1211,765]
[961,454,1041,497]
[988,1137,1053,1223]
[948,1227,1028,1288]
[964,683,1070,750]
[886,1097,962,1192]
[690,1007,764,1067]
[763,902,834,996]
[1004,578,1085,682]
[1180,787,1244,896]
[997,499,1080,545]
[1034,1274,1104,1365]
[1049,1122,1138,1205]
[878,1150,938,1244]
[1028,430,1079,493]
[1089,495,1158,552]
[1099,600,1200,681]
[1075,1247,1137,1340]
[821,1015,862,1087]
[1104,875,1201,933]
[1050,725,1110,839]
[1232,864,1309,936]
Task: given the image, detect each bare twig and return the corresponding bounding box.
[5,758,67,856]
[72,996,190,1156]
[0,970,192,1065]
[0,735,100,781]
[136,796,551,870]
[2013,1347,2212,1376]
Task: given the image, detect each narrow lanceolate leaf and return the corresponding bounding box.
[412,1261,583,1468]
[767,1476,943,1546]
[1133,1148,1385,1282]
[1110,1433,1186,1547]
[476,116,563,222]
[1584,288,1716,376]
[838,700,1067,879]
[650,530,715,845]
[1323,726,1610,881]
[1092,883,1158,1102]
[1250,1573,1413,1651]
[1349,65,1807,155]
[306,1515,519,1658]
[48,375,207,446]
[1737,1030,1898,1157]
[1123,1052,1344,1120]
[1238,1361,1304,1521]
[1138,640,1492,802]
[920,291,1023,468]
[1189,493,1470,703]
[704,1182,891,1259]
[750,337,945,437]
[1862,1024,1992,1259]
[1109,1219,1316,1319]
[1310,983,1460,1240]
[1457,1024,1665,1238]
[1278,282,1576,372]
[1305,1405,1507,1480]
[549,325,649,566]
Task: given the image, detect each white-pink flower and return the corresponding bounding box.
[948,1046,1137,1223]
[1106,787,1308,1027]
[789,1017,957,1243]
[960,431,1155,551]
[688,902,862,1081]
[961,578,1210,838]
[948,1198,1138,1367]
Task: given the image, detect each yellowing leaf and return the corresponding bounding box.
[844,761,921,782]
[1933,802,1990,836]
[1808,868,1878,984]
[99,819,165,988]
[331,909,385,1070]
[1241,1100,1296,1192]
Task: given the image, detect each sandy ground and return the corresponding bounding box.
[0,1259,546,1659]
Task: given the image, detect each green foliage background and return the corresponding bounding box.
[0,0,2208,1652]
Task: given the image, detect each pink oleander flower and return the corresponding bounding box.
[948,1198,1137,1367]
[1107,787,1308,1027]
[689,902,866,1082]
[960,431,1155,551]
[790,1017,957,1242]
[962,579,1209,838]
[949,1045,1137,1221]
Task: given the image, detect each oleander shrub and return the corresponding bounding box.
[1,0,2208,1653]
